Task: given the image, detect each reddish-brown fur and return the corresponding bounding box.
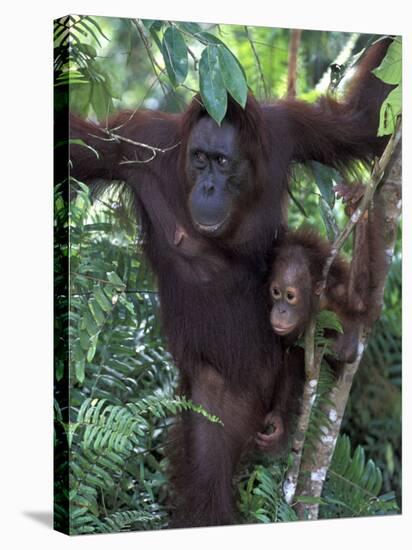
[269,182,386,356]
[66,38,393,527]
[273,228,351,309]
[270,227,363,363]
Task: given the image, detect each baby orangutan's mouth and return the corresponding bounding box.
[271,324,295,335]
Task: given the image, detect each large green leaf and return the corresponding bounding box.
[199,45,227,125]
[372,38,402,85]
[217,46,247,108]
[199,32,247,81]
[90,82,112,121]
[377,83,402,137]
[372,38,402,136]
[161,27,188,87]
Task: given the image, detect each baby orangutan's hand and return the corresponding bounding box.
[255,412,285,454]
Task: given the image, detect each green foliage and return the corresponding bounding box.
[54,15,117,119]
[198,41,248,124]
[217,45,248,108]
[342,255,401,503]
[199,46,228,125]
[316,309,343,341]
[320,435,399,518]
[55,181,223,534]
[310,162,340,208]
[66,395,219,534]
[161,28,189,87]
[372,38,402,136]
[237,461,297,523]
[296,310,343,356]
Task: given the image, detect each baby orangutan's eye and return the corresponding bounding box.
[272,287,281,299]
[286,291,297,304]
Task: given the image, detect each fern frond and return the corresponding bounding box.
[237,463,297,523]
[316,310,343,334]
[320,434,399,518]
[296,309,343,353]
[100,510,165,533]
[73,396,222,454]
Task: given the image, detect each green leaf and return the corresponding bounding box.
[77,42,97,58]
[79,329,90,351]
[316,310,343,334]
[83,311,98,336]
[94,286,112,312]
[199,33,247,81]
[55,138,100,161]
[75,358,85,384]
[142,19,155,30]
[55,359,64,382]
[217,46,247,108]
[161,27,188,87]
[319,195,339,242]
[83,16,110,42]
[321,435,398,518]
[67,422,78,448]
[143,19,163,32]
[87,333,99,363]
[311,161,341,208]
[91,82,112,121]
[287,187,308,217]
[199,45,227,125]
[372,39,402,85]
[178,22,202,36]
[377,83,402,137]
[73,339,84,363]
[69,138,99,158]
[385,442,395,476]
[148,26,163,51]
[88,299,105,326]
[106,271,126,291]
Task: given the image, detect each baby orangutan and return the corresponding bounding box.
[268,228,361,362]
[256,227,364,453]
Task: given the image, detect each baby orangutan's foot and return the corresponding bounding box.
[334,182,366,216]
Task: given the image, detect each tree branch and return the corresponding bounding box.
[133,19,169,98]
[133,19,186,111]
[287,30,302,98]
[284,317,323,504]
[244,26,269,98]
[292,123,402,520]
[321,121,402,288]
[88,127,181,164]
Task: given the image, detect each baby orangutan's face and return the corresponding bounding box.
[269,258,313,337]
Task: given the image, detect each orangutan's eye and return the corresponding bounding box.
[272,287,281,299]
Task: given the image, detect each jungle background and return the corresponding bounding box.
[54,16,401,534]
